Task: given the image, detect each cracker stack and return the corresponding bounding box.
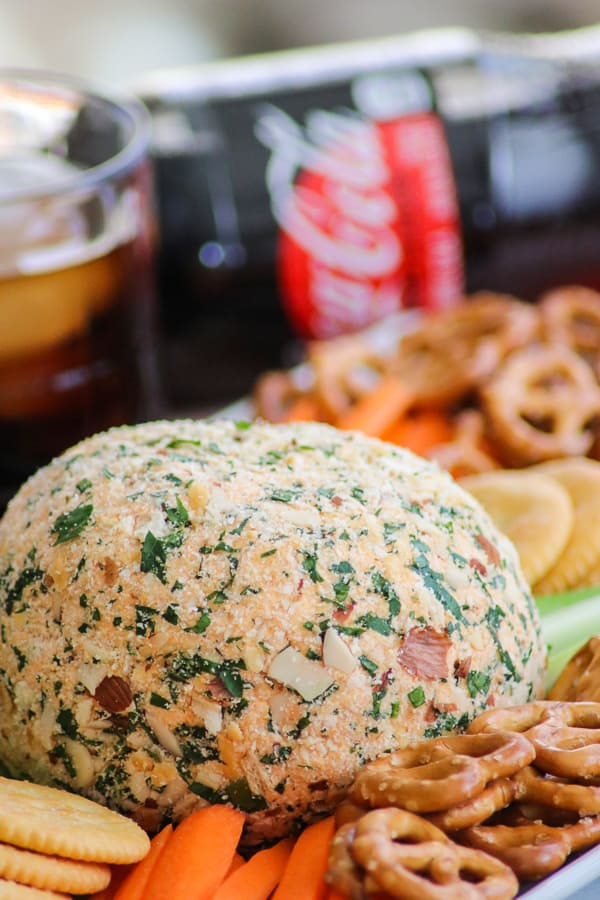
[461,457,600,595]
[0,776,149,897]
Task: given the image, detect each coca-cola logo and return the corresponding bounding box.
[255,101,462,338]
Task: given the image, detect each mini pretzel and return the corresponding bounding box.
[468,700,578,735]
[253,370,305,422]
[458,821,571,881]
[426,410,499,479]
[393,293,539,406]
[540,286,600,379]
[526,723,600,780]
[514,766,600,816]
[326,822,365,900]
[309,335,387,419]
[459,815,600,882]
[335,800,369,828]
[349,732,534,813]
[426,778,520,833]
[480,344,600,465]
[549,636,600,703]
[350,809,517,900]
[389,294,537,409]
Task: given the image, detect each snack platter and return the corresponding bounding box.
[4,295,600,897]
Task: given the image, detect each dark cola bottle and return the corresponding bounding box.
[140,30,600,410]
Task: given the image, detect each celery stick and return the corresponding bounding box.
[537,587,600,691]
[540,593,600,657]
[536,585,600,619]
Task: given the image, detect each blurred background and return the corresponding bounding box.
[1,0,599,84]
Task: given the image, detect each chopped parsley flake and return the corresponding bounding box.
[165,496,191,528]
[359,655,378,675]
[408,686,426,708]
[467,670,491,698]
[140,532,167,583]
[302,551,324,583]
[51,504,93,545]
[186,611,211,634]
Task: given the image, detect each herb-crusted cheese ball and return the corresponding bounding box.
[0,420,545,840]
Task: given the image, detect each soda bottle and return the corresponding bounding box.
[139,28,600,409]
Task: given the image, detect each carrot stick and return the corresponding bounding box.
[336,376,414,436]
[214,837,294,900]
[113,825,172,900]
[226,851,246,877]
[383,408,453,455]
[282,396,322,423]
[87,863,135,900]
[326,892,347,900]
[272,817,335,900]
[143,805,245,900]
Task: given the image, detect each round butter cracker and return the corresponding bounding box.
[530,458,600,594]
[0,777,149,864]
[0,880,68,899]
[460,469,573,587]
[0,842,110,894]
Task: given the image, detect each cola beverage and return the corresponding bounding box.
[0,73,158,508]
[140,28,600,409]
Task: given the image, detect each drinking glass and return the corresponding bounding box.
[0,70,159,506]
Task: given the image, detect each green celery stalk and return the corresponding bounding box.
[536,585,600,618]
[536,588,600,690]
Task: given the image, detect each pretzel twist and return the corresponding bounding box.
[549,637,600,704]
[480,344,600,465]
[425,778,520,833]
[514,766,600,816]
[458,815,600,882]
[348,732,534,814]
[327,808,518,900]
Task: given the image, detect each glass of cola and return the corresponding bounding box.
[0,71,159,507]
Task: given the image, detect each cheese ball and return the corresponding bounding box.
[0,420,545,840]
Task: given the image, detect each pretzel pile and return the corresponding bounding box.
[326,700,600,898]
[253,286,600,476]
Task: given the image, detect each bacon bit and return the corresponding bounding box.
[102,556,119,586]
[423,702,437,723]
[486,694,497,707]
[43,573,54,589]
[207,678,229,702]
[296,578,305,593]
[374,668,393,693]
[476,533,501,567]
[94,676,133,713]
[454,656,472,679]
[469,557,487,577]
[333,602,356,624]
[398,627,452,680]
[332,496,343,507]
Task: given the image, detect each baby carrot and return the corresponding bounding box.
[272,816,335,900]
[336,375,413,436]
[281,396,322,422]
[143,805,245,900]
[214,837,294,900]
[226,851,246,877]
[113,825,172,900]
[383,408,453,455]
